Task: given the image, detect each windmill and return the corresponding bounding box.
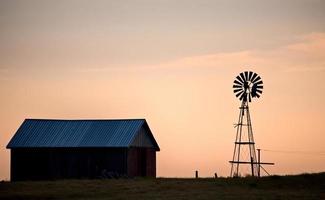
[229,71,274,177]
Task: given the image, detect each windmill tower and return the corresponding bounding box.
[229,71,272,177]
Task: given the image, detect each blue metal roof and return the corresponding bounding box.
[7,119,160,150]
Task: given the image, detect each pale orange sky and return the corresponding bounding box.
[1,0,325,180]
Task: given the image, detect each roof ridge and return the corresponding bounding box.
[25,118,146,121]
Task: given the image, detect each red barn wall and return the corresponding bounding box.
[127,147,156,177]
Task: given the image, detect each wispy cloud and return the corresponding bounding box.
[284,66,325,73]
[18,32,325,77]
[141,32,325,73]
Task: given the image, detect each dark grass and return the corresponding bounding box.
[1,172,325,200]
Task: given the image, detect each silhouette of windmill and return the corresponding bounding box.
[229,71,274,177]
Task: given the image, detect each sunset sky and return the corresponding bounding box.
[1,0,325,180]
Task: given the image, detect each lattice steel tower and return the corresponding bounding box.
[229,71,263,177]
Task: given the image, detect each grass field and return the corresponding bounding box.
[1,173,324,200]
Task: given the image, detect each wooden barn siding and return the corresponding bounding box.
[11,148,128,181]
[127,148,156,177]
[146,148,156,177]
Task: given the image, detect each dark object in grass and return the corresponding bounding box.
[100,170,129,179]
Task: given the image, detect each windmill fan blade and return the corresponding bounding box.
[244,71,249,81]
[233,84,242,88]
[255,89,263,94]
[248,71,253,81]
[251,73,258,82]
[240,73,246,82]
[234,79,242,86]
[252,76,261,83]
[236,91,244,97]
[234,88,242,93]
[233,71,263,101]
[236,75,244,83]
[239,93,245,100]
[235,93,243,97]
[254,80,263,85]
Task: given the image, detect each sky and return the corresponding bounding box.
[1,0,325,180]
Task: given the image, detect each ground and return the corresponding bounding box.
[0,173,324,200]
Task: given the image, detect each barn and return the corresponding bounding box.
[6,119,160,181]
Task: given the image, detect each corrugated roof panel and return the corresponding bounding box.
[125,121,141,145]
[6,119,159,150]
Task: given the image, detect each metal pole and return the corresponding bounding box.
[250,157,254,177]
[257,149,261,177]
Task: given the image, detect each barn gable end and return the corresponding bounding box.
[130,124,160,151]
